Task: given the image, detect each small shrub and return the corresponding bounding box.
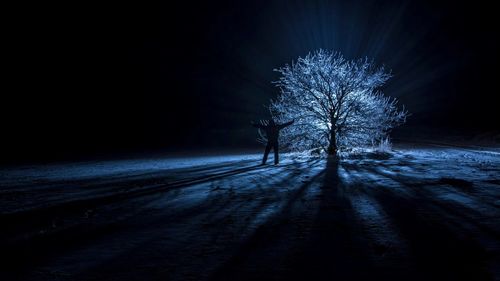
[373,137,393,153]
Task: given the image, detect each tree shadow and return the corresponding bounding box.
[4,155,497,281]
[282,157,380,281]
[210,157,379,281]
[340,160,495,281]
[210,156,497,281]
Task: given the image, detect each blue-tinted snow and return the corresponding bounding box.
[1,146,499,280]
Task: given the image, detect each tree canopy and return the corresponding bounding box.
[270,50,407,156]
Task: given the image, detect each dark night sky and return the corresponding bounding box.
[3,0,499,164]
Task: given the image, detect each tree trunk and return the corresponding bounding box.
[327,127,337,156]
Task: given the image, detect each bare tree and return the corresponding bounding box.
[270,50,407,156]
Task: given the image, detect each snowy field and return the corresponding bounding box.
[1,145,499,280]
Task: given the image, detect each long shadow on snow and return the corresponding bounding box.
[72,159,324,281]
[340,160,495,281]
[0,159,259,214]
[211,156,497,281]
[0,159,317,280]
[211,158,382,281]
[0,160,271,271]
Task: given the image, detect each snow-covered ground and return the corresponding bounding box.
[1,145,499,280]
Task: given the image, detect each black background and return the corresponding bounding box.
[3,0,498,164]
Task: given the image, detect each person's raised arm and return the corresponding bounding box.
[278,119,294,129]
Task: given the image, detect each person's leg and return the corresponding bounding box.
[263,143,271,164]
[274,143,279,164]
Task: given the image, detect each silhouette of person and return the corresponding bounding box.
[251,119,294,165]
